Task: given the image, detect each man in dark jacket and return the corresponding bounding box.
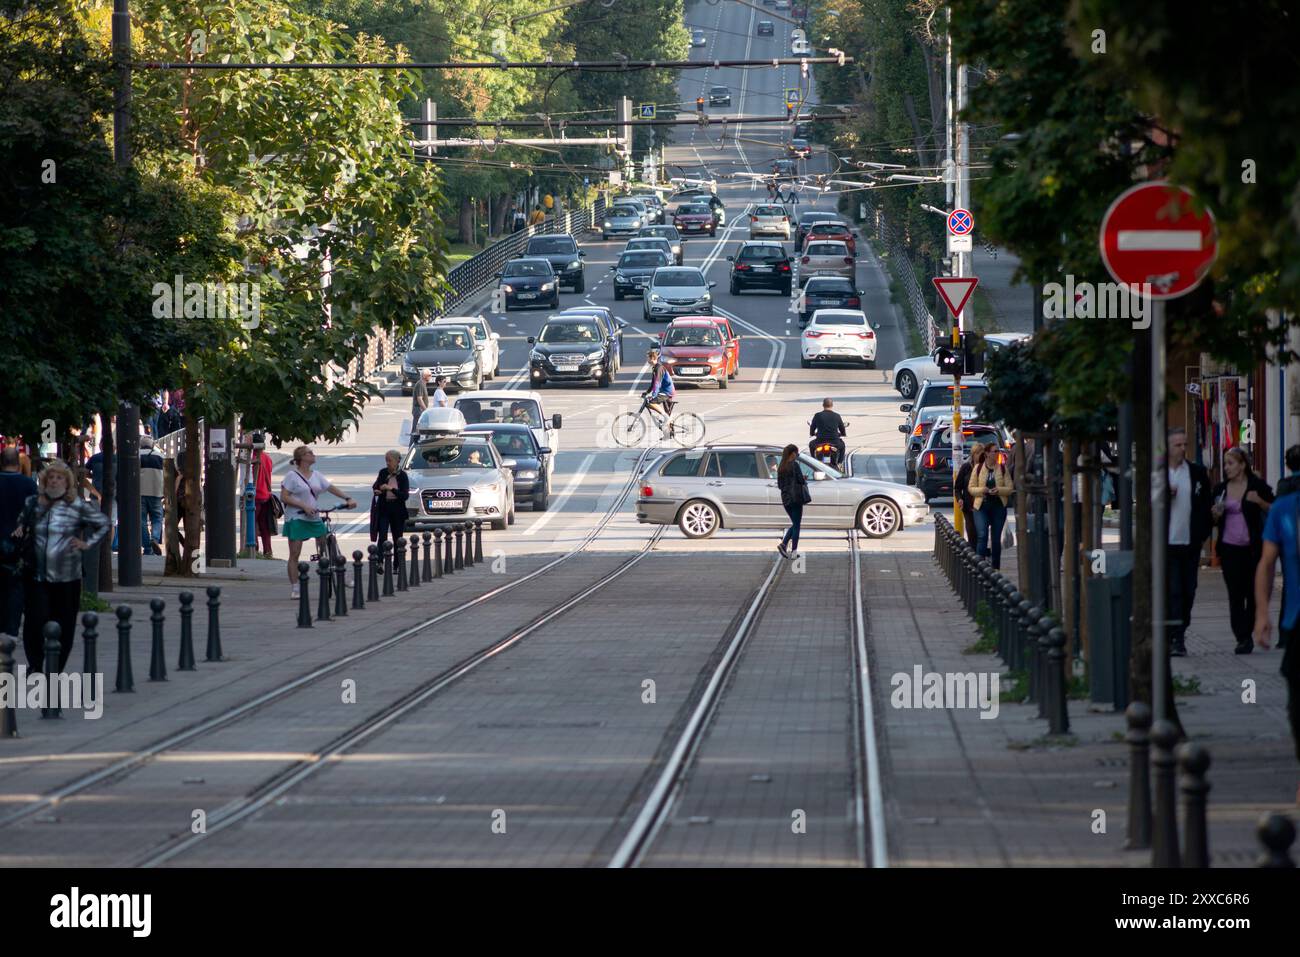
[1167,427,1214,657]
[808,398,846,467]
[1275,445,1300,498]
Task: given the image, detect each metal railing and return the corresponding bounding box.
[353,198,607,380]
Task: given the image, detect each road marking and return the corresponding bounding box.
[523,453,596,536]
[717,306,784,394]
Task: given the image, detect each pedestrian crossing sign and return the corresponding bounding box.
[639,103,655,119]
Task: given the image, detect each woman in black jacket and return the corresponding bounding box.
[1212,446,1274,653]
[370,450,411,546]
[776,444,809,560]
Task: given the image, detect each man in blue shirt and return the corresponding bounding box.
[1253,490,1300,801]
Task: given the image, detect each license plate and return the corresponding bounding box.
[678,367,704,375]
[427,500,464,510]
[752,265,771,273]
[831,348,856,354]
[553,359,580,367]
[518,292,537,299]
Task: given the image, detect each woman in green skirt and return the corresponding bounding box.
[280,446,356,600]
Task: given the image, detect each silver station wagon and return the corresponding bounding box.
[635,444,929,539]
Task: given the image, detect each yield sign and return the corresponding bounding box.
[932,277,979,320]
[1099,181,1217,300]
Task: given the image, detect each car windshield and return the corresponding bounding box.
[456,398,543,428]
[439,320,484,340]
[527,237,576,254]
[813,312,865,326]
[711,86,728,94]
[792,139,808,148]
[539,322,600,343]
[799,211,829,224]
[620,253,666,268]
[629,240,669,252]
[411,328,471,350]
[484,431,535,456]
[811,222,848,233]
[665,326,723,347]
[643,227,678,240]
[934,429,1003,450]
[503,260,551,277]
[806,279,854,294]
[755,206,785,216]
[919,385,989,409]
[654,269,705,287]
[677,205,710,216]
[405,442,493,470]
[740,246,785,261]
[611,206,639,217]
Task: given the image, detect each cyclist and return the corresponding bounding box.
[642,347,676,432]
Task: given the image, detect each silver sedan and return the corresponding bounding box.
[403,435,515,530]
[635,445,929,539]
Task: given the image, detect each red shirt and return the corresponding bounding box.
[255,452,273,502]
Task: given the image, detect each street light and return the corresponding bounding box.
[886,174,943,183]
[920,203,948,216]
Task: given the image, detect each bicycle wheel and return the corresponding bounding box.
[326,533,344,567]
[611,412,647,447]
[670,412,706,448]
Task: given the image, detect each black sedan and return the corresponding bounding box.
[915,423,1010,502]
[462,423,551,511]
[495,257,560,310]
[709,85,731,106]
[611,249,671,300]
[527,317,616,388]
[757,20,774,36]
[798,276,863,326]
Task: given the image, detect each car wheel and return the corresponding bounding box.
[614,289,623,301]
[730,280,739,295]
[897,369,918,399]
[864,359,876,370]
[858,498,902,539]
[678,499,720,539]
[491,515,507,530]
[800,358,811,368]
[401,386,412,396]
[598,368,612,388]
[718,375,728,390]
[781,283,792,296]
[602,233,609,241]
[533,484,549,511]
[507,504,516,525]
[905,468,916,486]
[574,275,585,294]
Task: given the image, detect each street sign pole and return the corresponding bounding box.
[1151,300,1167,727]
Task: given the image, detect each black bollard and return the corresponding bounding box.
[317,556,332,622]
[454,524,464,570]
[148,597,167,682]
[436,528,447,577]
[1257,814,1296,868]
[367,544,380,602]
[1025,608,1044,707]
[1177,743,1211,868]
[177,592,196,670]
[81,611,99,677]
[334,555,348,617]
[205,586,224,662]
[114,605,135,692]
[41,623,62,719]
[422,531,433,580]
[297,562,313,628]
[1151,719,1182,867]
[474,520,484,564]
[1125,701,1153,850]
[1045,625,1068,731]
[382,540,395,596]
[395,537,408,591]
[0,636,17,737]
[352,551,365,610]
[408,535,421,587]
[463,523,474,569]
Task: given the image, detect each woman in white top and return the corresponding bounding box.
[280,446,356,599]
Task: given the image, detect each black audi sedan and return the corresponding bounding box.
[462,423,551,511]
[527,316,616,388]
[495,257,560,310]
[611,249,671,300]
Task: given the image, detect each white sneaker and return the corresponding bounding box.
[291,583,300,600]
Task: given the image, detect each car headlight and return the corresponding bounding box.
[517,470,538,480]
[631,219,641,227]
[604,220,612,228]
[672,245,681,254]
[541,281,556,291]
[701,292,712,300]
[650,294,663,303]
[483,483,499,493]
[615,273,627,282]
[459,359,476,371]
[568,261,582,270]
[586,350,604,362]
[529,350,545,362]
[708,352,723,363]
[501,283,514,293]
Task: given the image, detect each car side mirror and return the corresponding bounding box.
[900,404,913,413]
[527,336,536,344]
[708,281,717,288]
[578,251,586,257]
[813,472,827,481]
[537,447,552,455]
[872,322,881,330]
[617,319,628,327]
[491,332,501,340]
[609,264,616,270]
[898,425,909,434]
[501,459,518,470]
[726,255,734,262]
[494,273,502,279]
[552,414,563,429]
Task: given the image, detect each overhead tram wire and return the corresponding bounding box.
[136,55,854,72]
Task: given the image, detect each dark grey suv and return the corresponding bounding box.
[523,234,586,293]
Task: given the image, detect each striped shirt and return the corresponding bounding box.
[23,496,110,583]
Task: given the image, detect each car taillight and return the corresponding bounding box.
[751,215,758,222]
[735,263,750,271]
[802,256,810,264]
[805,331,824,338]
[997,452,1008,465]
[641,486,653,497]
[843,257,854,265]
[857,332,873,339]
[782,216,789,222]
[847,297,860,307]
[913,423,925,436]
[924,453,937,469]
[779,262,790,272]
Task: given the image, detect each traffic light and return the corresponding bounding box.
[935,345,963,376]
[696,96,705,114]
[960,331,985,374]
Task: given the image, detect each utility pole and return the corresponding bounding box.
[944,8,954,209]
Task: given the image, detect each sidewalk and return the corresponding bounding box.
[865,548,1296,867]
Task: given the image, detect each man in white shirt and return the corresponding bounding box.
[432,376,449,409]
[1166,427,1213,657]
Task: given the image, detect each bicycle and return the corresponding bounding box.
[309,505,352,599]
[611,396,706,448]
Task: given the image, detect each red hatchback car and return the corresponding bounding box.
[657,317,737,388]
[673,201,717,237]
[801,220,856,256]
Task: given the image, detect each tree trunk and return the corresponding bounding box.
[491,191,510,237]
[458,196,474,245]
[1063,438,1077,649]
[1046,436,1063,615]
[1014,430,1030,591]
[1079,443,1094,668]
[180,402,203,576]
[98,412,114,592]
[163,458,180,574]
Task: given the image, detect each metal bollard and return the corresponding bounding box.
[114,606,135,692]
[0,636,17,737]
[1025,607,1044,705]
[177,592,196,670]
[1177,743,1211,868]
[317,556,332,621]
[1151,719,1182,867]
[148,597,167,682]
[382,540,395,596]
[1045,626,1069,733]
[475,520,484,564]
[42,623,62,719]
[297,562,313,628]
[82,611,99,677]
[463,523,474,568]
[1256,814,1296,867]
[434,529,445,578]
[443,528,454,575]
[205,586,224,661]
[395,537,408,591]
[1125,701,1153,850]
[454,524,464,570]
[1000,583,1018,664]
[1014,599,1033,674]
[422,531,433,580]
[408,535,421,587]
[352,551,365,610]
[367,545,380,602]
[1033,613,1053,718]
[334,555,348,617]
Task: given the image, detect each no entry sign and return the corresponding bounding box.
[1099,181,1217,300]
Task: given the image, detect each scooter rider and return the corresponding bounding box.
[809,397,846,467]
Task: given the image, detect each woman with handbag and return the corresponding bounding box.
[954,442,984,548]
[371,450,411,547]
[12,459,109,671]
[776,444,809,560]
[1212,446,1274,654]
[971,446,1014,570]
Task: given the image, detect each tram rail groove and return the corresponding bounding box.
[0,445,659,832]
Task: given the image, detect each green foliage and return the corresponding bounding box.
[80,591,111,613]
[1172,673,1202,697]
[963,599,999,654]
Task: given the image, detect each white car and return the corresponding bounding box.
[800,309,878,369]
[890,332,1030,399]
[433,315,501,381]
[452,390,562,478]
[403,433,515,531]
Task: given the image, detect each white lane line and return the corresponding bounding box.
[850,535,889,868]
[523,453,596,537]
[716,306,785,394]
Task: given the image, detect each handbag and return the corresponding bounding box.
[269,493,285,519]
[800,476,812,505]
